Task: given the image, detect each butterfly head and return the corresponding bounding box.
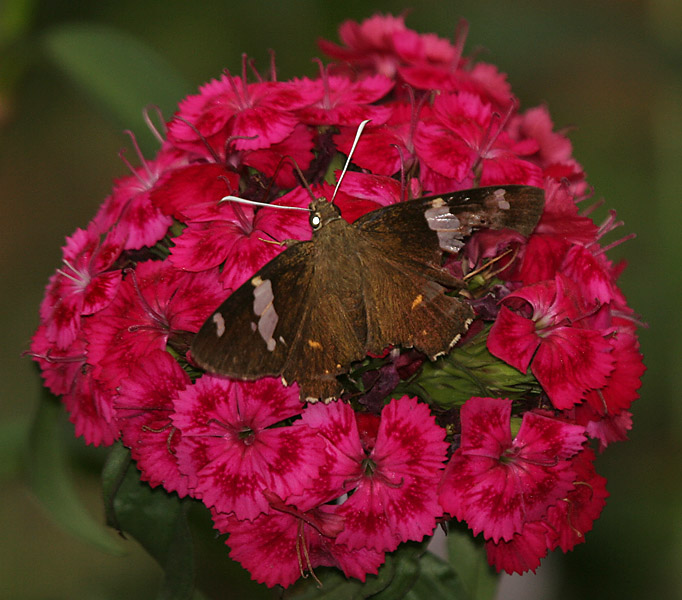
[309,198,341,231]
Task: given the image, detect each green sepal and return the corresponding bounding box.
[401,325,541,409]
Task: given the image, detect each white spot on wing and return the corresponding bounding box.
[212,313,226,337]
[251,278,279,352]
[253,279,274,315]
[425,205,465,253]
[494,188,510,210]
[258,308,278,351]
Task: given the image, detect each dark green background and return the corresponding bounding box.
[2,1,680,598]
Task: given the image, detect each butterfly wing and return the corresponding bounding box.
[191,240,316,380]
[353,235,475,358]
[352,185,544,358]
[355,185,544,261]
[191,226,370,402]
[192,186,544,401]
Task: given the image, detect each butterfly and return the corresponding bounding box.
[190,184,544,402]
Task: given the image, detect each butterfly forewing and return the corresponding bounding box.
[192,216,372,401]
[191,239,316,378]
[355,185,544,255]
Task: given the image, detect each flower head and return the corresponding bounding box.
[30,13,644,587]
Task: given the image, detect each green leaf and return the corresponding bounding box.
[102,442,133,534]
[403,325,540,409]
[42,22,191,152]
[0,415,30,481]
[284,569,369,600]
[446,522,498,600]
[0,0,37,99]
[186,502,272,600]
[284,540,451,600]
[404,552,469,600]
[26,393,124,554]
[370,543,422,599]
[283,541,415,600]
[102,445,196,600]
[0,0,36,46]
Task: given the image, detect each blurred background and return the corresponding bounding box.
[1,0,680,598]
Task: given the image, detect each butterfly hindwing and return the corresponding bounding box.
[353,230,474,359]
[348,185,543,359]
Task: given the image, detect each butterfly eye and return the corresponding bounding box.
[310,213,322,230]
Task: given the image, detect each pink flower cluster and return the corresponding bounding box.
[31,14,644,588]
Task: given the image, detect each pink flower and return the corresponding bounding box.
[484,447,608,574]
[439,397,586,543]
[299,397,448,553]
[488,274,615,409]
[30,326,118,446]
[167,73,312,152]
[115,349,191,496]
[515,179,598,284]
[212,491,385,588]
[39,224,125,349]
[92,143,182,250]
[295,71,394,126]
[164,187,311,291]
[509,106,586,195]
[171,375,325,520]
[84,261,225,398]
[415,92,543,188]
[318,13,425,78]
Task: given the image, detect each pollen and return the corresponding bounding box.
[307,340,323,350]
[411,294,423,309]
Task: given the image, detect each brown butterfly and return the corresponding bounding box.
[190,185,544,402]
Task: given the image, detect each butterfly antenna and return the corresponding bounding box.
[330,119,371,203]
[282,155,317,203]
[219,195,310,211]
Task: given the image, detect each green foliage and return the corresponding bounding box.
[446,522,498,600]
[42,23,191,153]
[102,445,196,600]
[401,326,540,409]
[26,392,124,555]
[285,540,474,600]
